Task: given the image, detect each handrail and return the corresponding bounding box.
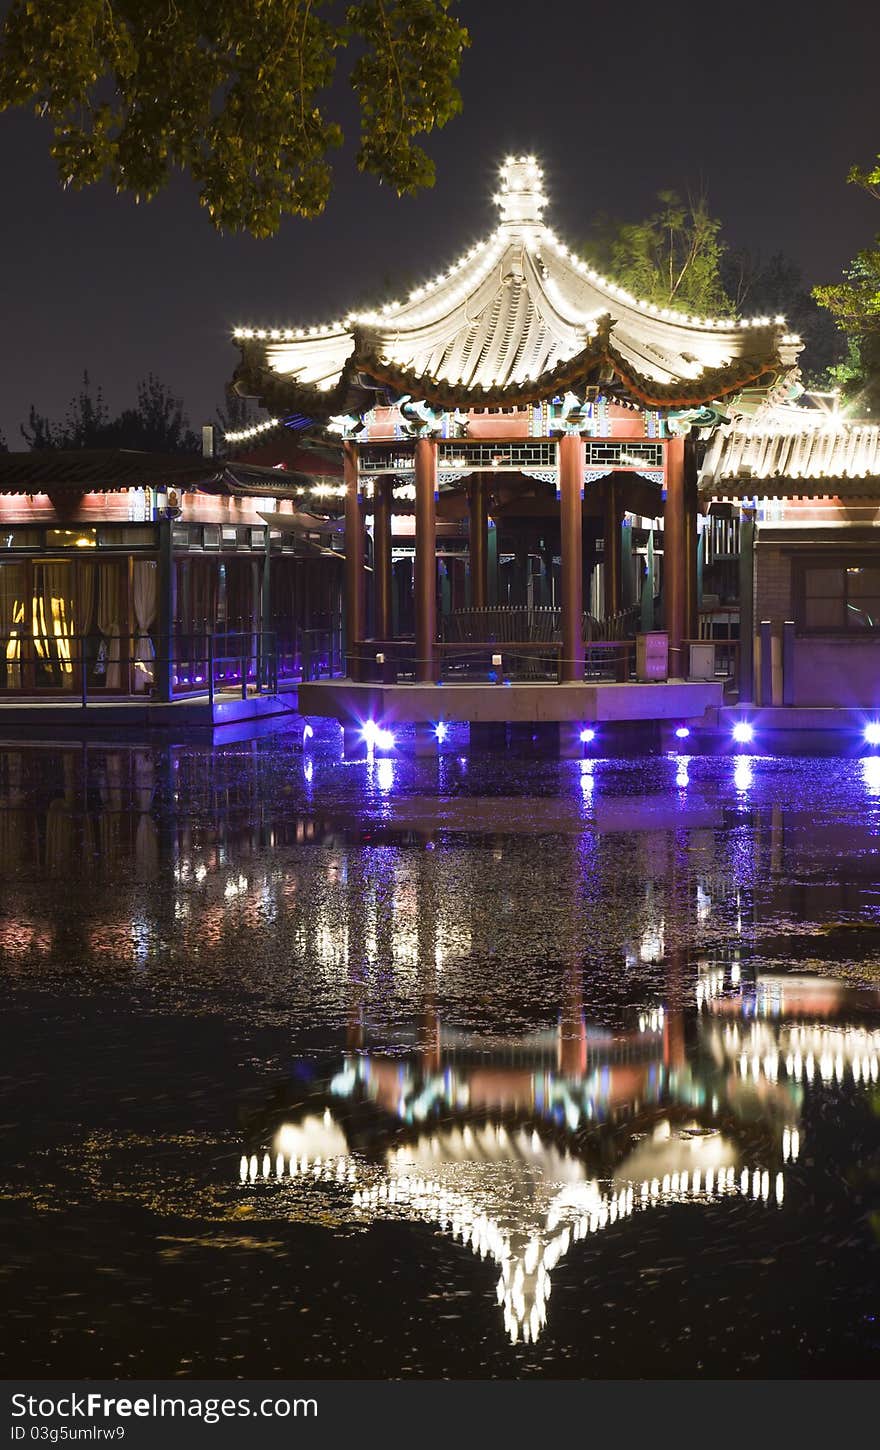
[0,629,283,706]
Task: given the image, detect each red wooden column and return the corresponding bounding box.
[684,433,699,643]
[603,475,623,619]
[664,436,686,678]
[344,441,366,681]
[373,476,393,641]
[559,433,585,682]
[469,476,488,608]
[414,438,438,682]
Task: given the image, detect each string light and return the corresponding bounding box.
[231,153,800,404]
[224,416,281,443]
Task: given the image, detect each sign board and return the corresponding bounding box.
[636,631,668,681]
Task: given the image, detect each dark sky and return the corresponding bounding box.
[0,0,877,447]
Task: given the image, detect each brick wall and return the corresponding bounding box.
[754,543,792,634]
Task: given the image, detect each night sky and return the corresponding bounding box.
[0,0,876,447]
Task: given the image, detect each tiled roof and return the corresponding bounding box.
[234,157,799,417]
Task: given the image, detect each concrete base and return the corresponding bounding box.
[412,723,439,756]
[470,722,508,750]
[558,721,586,758]
[298,678,723,728]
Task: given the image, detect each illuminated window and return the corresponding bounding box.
[45,528,98,549]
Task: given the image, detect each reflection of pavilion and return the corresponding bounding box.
[237,972,878,1345]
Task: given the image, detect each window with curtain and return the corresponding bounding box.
[132,560,158,693]
[32,561,77,688]
[0,562,26,689]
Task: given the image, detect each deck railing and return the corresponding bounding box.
[350,637,635,684]
[0,630,283,705]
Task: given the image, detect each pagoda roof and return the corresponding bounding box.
[0,449,318,497]
[699,419,880,498]
[233,156,801,419]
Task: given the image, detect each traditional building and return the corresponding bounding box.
[699,410,880,709]
[231,154,801,744]
[0,447,343,715]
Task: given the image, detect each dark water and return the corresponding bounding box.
[1,722,879,1379]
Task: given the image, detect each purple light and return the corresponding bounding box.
[580,727,596,744]
[864,721,880,746]
[362,720,395,752]
[434,721,448,742]
[732,721,754,745]
[675,726,690,740]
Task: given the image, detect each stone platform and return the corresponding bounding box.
[297,678,724,727]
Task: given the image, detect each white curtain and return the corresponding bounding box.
[96,564,122,690]
[132,560,158,693]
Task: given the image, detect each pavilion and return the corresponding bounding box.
[231,154,801,746]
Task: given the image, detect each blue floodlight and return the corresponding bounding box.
[362,720,395,752]
[434,721,448,742]
[580,727,596,744]
[864,721,880,747]
[732,720,754,745]
[674,725,690,740]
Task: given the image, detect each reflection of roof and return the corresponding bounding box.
[699,421,880,498]
[240,1112,785,1346]
[234,157,798,416]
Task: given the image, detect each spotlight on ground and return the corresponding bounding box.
[362,721,395,752]
[732,721,754,745]
[674,725,690,740]
[864,721,880,747]
[580,727,596,744]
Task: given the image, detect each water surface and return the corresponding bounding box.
[1,725,879,1378]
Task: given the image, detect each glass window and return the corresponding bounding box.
[804,566,842,599]
[0,528,40,550]
[45,528,98,549]
[805,595,845,629]
[98,526,158,548]
[802,561,880,632]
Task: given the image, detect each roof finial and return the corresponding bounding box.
[494,155,547,228]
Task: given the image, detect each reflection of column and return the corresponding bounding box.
[414,439,437,683]
[418,848,441,1074]
[559,434,585,683]
[346,851,368,1050]
[344,442,366,680]
[469,477,488,609]
[559,839,586,1075]
[664,830,688,1072]
[664,437,686,679]
[373,477,393,641]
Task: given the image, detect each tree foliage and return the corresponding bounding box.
[0,0,469,238]
[21,372,200,452]
[813,158,880,413]
[580,191,732,316]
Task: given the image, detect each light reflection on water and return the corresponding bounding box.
[1,729,880,1377]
